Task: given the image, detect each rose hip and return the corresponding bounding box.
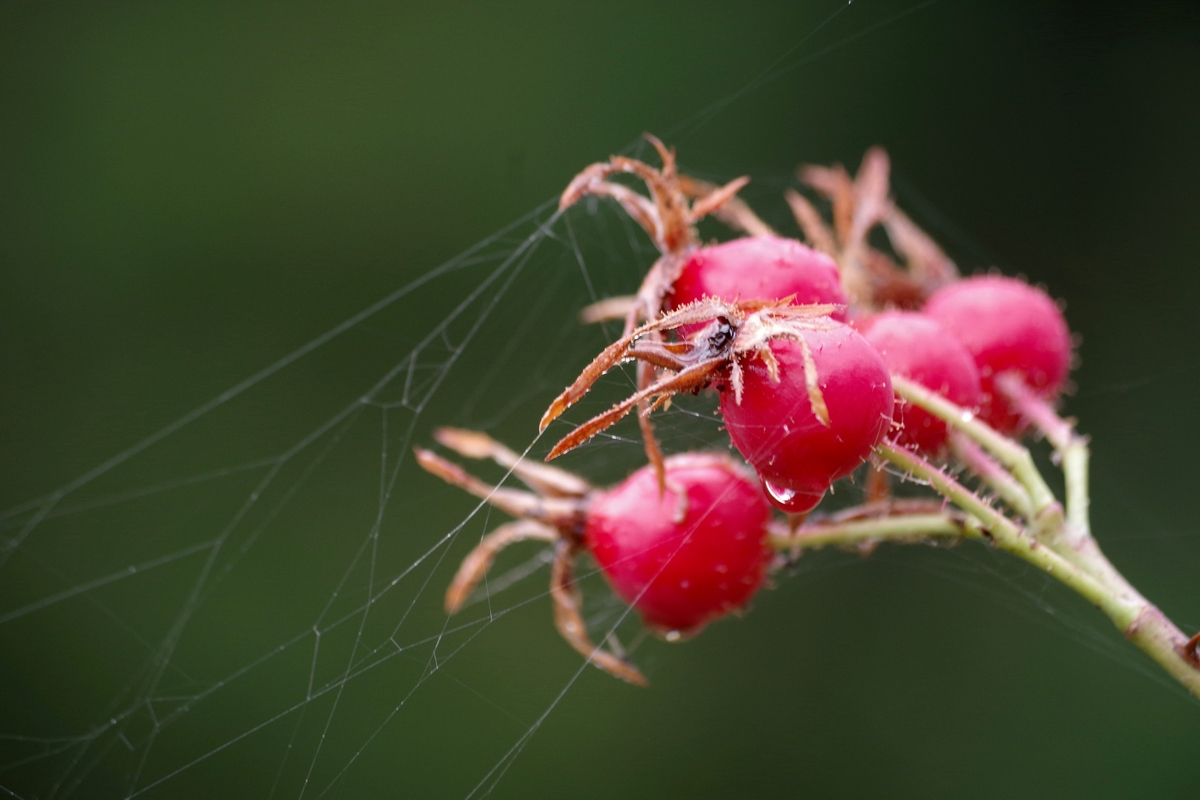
[667,236,848,334]
[859,311,982,454]
[719,324,895,513]
[416,432,771,684]
[585,452,772,636]
[923,275,1071,433]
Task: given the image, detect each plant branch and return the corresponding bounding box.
[769,511,980,552]
[876,441,1200,700]
[995,374,1088,537]
[891,376,1058,515]
[949,432,1033,518]
[992,375,1138,598]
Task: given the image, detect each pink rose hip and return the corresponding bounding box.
[719,325,895,513]
[667,236,848,333]
[860,311,982,454]
[542,299,893,516]
[586,452,772,636]
[923,275,1071,434]
[416,433,772,685]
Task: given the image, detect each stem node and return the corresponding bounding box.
[1183,631,1200,668]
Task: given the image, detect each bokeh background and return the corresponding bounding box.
[3,1,1200,797]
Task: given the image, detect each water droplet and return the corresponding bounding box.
[665,630,682,642]
[960,410,975,423]
[760,478,823,513]
[764,480,795,504]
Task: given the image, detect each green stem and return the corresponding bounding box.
[992,376,1137,597]
[877,444,1106,602]
[949,432,1033,518]
[892,375,1093,575]
[876,441,1200,700]
[1063,439,1091,540]
[769,512,979,551]
[891,376,1058,516]
[994,374,1089,536]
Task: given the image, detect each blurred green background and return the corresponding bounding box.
[3,1,1200,797]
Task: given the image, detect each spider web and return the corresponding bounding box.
[4,3,1200,799]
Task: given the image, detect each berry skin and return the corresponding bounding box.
[859,311,982,454]
[719,325,894,514]
[417,433,773,684]
[923,275,1071,434]
[667,236,848,334]
[585,453,772,636]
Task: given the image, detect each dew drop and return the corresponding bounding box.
[761,478,823,514]
[764,480,795,504]
[960,410,975,423]
[665,630,682,642]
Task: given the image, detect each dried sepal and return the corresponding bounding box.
[551,541,649,687]
[679,174,776,238]
[784,189,837,256]
[688,175,751,224]
[541,299,843,461]
[799,162,855,244]
[796,147,959,310]
[416,434,646,686]
[558,133,751,258]
[444,519,557,614]
[579,295,638,325]
[881,206,957,287]
[847,146,893,250]
[540,298,740,432]
[545,360,722,460]
[433,427,591,498]
[413,447,580,528]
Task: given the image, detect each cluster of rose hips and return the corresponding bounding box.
[417,138,1072,685]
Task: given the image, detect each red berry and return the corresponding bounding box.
[719,325,894,514]
[667,236,847,335]
[859,311,982,454]
[585,453,772,636]
[923,275,1071,433]
[419,432,774,684]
